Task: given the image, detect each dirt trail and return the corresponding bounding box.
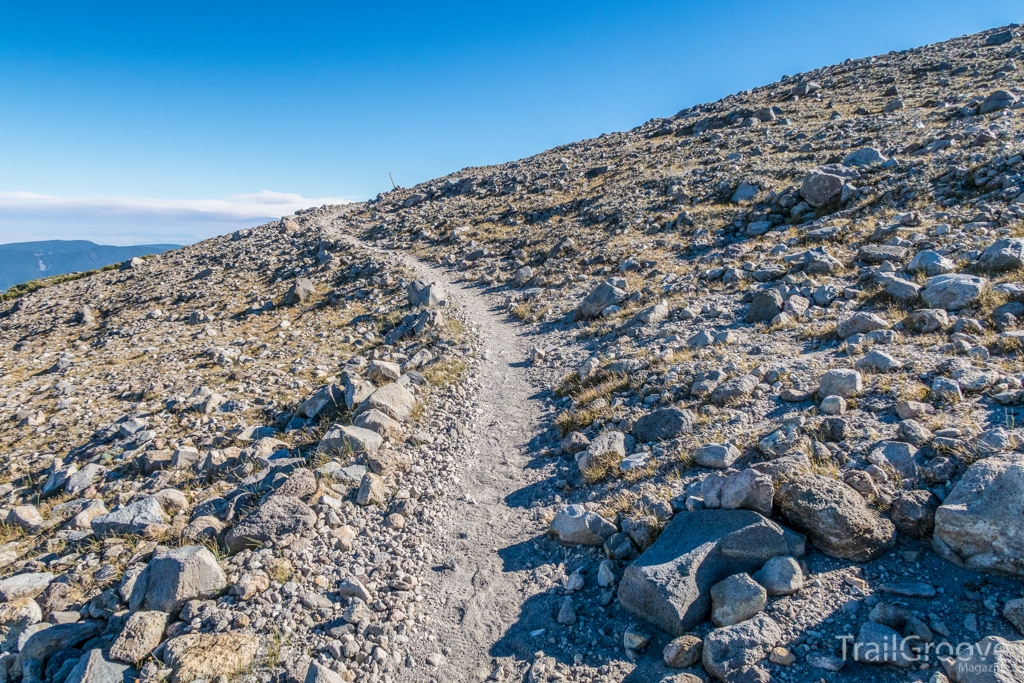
[334,229,553,682]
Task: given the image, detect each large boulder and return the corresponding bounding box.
[18,621,104,667]
[979,238,1024,273]
[355,383,416,422]
[817,369,862,398]
[90,497,167,538]
[580,280,627,318]
[933,453,1024,576]
[110,611,168,664]
[775,475,895,562]
[576,431,626,476]
[224,496,317,554]
[954,636,1024,682]
[318,424,383,456]
[406,278,444,307]
[0,572,54,601]
[163,632,260,682]
[921,274,989,310]
[129,546,226,616]
[702,614,782,682]
[979,89,1020,114]
[836,312,890,339]
[709,573,767,627]
[296,384,343,419]
[550,505,617,546]
[64,649,135,683]
[744,289,784,324]
[710,375,759,406]
[617,510,804,636]
[631,408,694,442]
[283,278,315,306]
[800,170,845,207]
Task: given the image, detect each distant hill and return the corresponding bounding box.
[0,240,180,292]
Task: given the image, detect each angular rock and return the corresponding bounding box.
[550,505,617,546]
[0,572,54,601]
[224,496,317,553]
[283,278,315,306]
[775,475,895,561]
[817,369,862,398]
[921,274,988,311]
[744,290,784,324]
[702,614,781,682]
[710,573,767,627]
[90,497,167,538]
[318,424,383,456]
[632,408,694,442]
[837,312,890,339]
[580,281,627,318]
[109,610,168,664]
[129,546,226,615]
[356,382,416,422]
[800,170,845,208]
[933,453,1024,576]
[407,278,444,307]
[693,443,741,469]
[979,238,1024,273]
[64,649,134,683]
[710,374,759,406]
[618,509,804,635]
[163,632,260,682]
[752,556,803,596]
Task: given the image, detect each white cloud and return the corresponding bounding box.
[0,190,353,245]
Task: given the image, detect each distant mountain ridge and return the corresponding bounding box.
[0,239,180,292]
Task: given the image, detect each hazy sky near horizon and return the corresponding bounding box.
[0,1,1019,245]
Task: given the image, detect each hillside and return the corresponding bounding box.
[0,240,180,292]
[1,23,1024,683]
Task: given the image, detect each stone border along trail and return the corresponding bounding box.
[332,225,556,682]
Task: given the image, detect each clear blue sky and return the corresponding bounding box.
[0,1,1018,244]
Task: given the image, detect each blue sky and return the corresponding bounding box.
[0,1,1019,244]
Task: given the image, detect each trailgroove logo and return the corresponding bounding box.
[836,633,1002,671]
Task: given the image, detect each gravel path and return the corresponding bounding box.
[336,229,555,682]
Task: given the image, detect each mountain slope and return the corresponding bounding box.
[0,23,1023,683]
[0,239,180,291]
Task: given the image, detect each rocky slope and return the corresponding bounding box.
[2,22,1024,683]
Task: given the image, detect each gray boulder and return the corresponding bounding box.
[889,490,940,539]
[867,441,925,479]
[617,509,804,635]
[64,649,135,683]
[752,556,803,596]
[0,572,54,601]
[710,374,759,406]
[356,383,416,422]
[719,469,774,516]
[979,237,1024,273]
[921,274,988,310]
[853,622,915,667]
[296,384,342,419]
[632,408,694,442]
[800,170,845,207]
[907,250,956,276]
[283,278,315,306]
[224,496,317,553]
[710,573,766,627]
[407,278,444,307]
[817,369,862,398]
[775,475,895,562]
[576,431,626,475]
[954,636,1024,683]
[980,89,1020,114]
[90,497,167,538]
[933,453,1024,576]
[109,610,168,663]
[129,546,226,615]
[580,281,627,318]
[64,464,105,496]
[702,614,781,682]
[843,147,886,167]
[836,312,890,339]
[550,505,617,546]
[318,424,383,456]
[744,290,783,324]
[693,443,741,469]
